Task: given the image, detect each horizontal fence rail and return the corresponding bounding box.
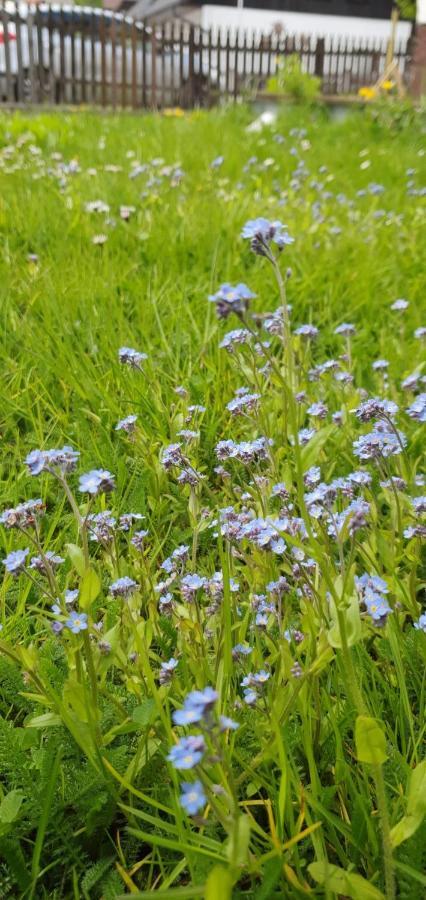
[0,4,413,108]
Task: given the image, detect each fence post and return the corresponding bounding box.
[70,8,76,104]
[188,24,195,107]
[1,7,14,103]
[142,20,147,107]
[410,2,426,97]
[233,29,239,101]
[48,7,56,104]
[151,24,157,108]
[35,7,45,103]
[121,17,126,108]
[15,8,24,103]
[314,36,325,79]
[90,10,96,105]
[178,22,184,106]
[27,6,36,104]
[100,12,106,107]
[81,10,87,105]
[131,20,137,108]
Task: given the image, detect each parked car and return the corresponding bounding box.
[0,2,216,104]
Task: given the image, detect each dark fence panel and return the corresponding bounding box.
[0,4,412,108]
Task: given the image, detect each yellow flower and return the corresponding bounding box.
[382,80,394,91]
[163,107,185,118]
[358,86,376,100]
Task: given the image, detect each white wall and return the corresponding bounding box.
[200,5,412,44]
[418,0,426,24]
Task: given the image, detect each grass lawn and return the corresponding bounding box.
[0,104,425,898]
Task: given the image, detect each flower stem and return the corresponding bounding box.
[373,764,396,900]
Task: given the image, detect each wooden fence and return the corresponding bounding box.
[0,4,412,108]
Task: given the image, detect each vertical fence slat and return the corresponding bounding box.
[315,36,325,81]
[241,28,247,94]
[170,21,176,107]
[207,23,212,104]
[336,36,342,94]
[216,27,221,99]
[141,21,146,108]
[121,17,126,108]
[90,11,96,106]
[111,15,117,110]
[188,24,194,108]
[15,8,24,103]
[70,9,77,104]
[341,36,347,93]
[224,28,230,98]
[27,6,36,104]
[329,36,336,94]
[160,21,165,108]
[361,38,368,89]
[233,30,239,101]
[131,20,137,109]
[3,8,14,104]
[178,22,184,107]
[47,8,54,104]
[353,40,360,93]
[257,31,263,87]
[58,7,65,104]
[151,24,157,108]
[328,37,333,94]
[100,13,106,107]
[246,29,252,94]
[35,7,45,103]
[167,20,171,107]
[196,24,202,105]
[265,31,272,87]
[80,12,86,104]
[254,31,261,91]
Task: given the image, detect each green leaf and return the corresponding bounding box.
[309,862,385,899]
[355,716,388,765]
[116,888,205,899]
[254,859,282,899]
[301,425,334,469]
[127,826,227,862]
[390,811,424,849]
[188,487,199,524]
[31,747,62,885]
[79,568,101,610]
[407,758,426,818]
[0,837,31,890]
[394,859,426,888]
[390,759,426,848]
[25,712,62,729]
[327,593,362,649]
[0,790,24,824]
[132,699,157,728]
[205,865,233,900]
[66,543,86,577]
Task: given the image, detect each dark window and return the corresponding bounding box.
[192,1,396,20]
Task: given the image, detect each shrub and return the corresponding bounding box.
[267,54,321,103]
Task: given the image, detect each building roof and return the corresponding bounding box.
[105,0,400,21]
[127,0,184,17]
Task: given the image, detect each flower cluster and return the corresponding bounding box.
[25,446,80,476]
[208,283,255,320]
[167,688,238,816]
[241,218,294,255]
[356,574,393,626]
